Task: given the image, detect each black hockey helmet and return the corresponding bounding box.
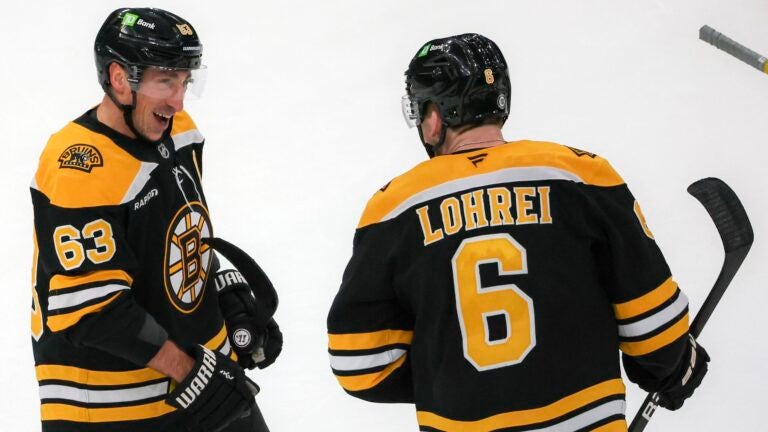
[94,7,204,94]
[93,8,205,143]
[403,33,510,155]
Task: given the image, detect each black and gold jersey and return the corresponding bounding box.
[30,110,233,431]
[328,141,691,432]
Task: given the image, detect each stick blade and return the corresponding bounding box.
[687,177,754,252]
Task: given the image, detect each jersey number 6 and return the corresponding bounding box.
[452,233,536,371]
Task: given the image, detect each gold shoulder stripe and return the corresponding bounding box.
[171,111,204,151]
[335,354,408,392]
[46,292,122,332]
[357,141,624,228]
[416,379,625,431]
[329,329,413,351]
[36,364,164,386]
[34,122,143,208]
[41,400,174,422]
[50,270,133,291]
[613,277,678,320]
[620,313,689,356]
[170,110,198,136]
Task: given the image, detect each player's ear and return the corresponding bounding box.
[420,104,443,145]
[108,63,132,101]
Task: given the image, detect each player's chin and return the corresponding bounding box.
[144,117,169,141]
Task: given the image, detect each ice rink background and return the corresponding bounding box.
[1,0,766,430]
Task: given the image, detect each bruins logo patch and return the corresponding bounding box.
[58,144,104,172]
[163,202,213,313]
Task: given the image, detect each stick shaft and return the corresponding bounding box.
[699,25,768,74]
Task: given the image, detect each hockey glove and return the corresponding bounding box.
[657,336,710,410]
[255,318,283,369]
[166,345,259,432]
[216,269,283,369]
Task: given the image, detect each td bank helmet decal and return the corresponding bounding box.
[164,202,213,313]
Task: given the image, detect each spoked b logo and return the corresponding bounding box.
[163,202,213,313]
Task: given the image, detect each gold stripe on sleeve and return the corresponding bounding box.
[328,329,414,351]
[613,278,678,320]
[593,419,628,431]
[46,292,122,332]
[49,270,133,291]
[620,313,689,357]
[335,354,407,392]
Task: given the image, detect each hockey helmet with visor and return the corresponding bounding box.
[95,8,206,100]
[403,33,510,150]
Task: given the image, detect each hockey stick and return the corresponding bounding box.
[204,237,279,329]
[629,177,754,432]
[699,25,768,75]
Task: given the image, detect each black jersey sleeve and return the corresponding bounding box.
[327,223,415,403]
[29,121,176,367]
[32,189,169,365]
[587,161,691,390]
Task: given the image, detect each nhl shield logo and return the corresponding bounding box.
[163,202,213,313]
[157,142,170,159]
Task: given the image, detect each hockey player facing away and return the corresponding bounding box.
[30,8,282,432]
[327,33,709,431]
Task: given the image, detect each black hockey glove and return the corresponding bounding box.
[216,269,283,369]
[657,336,710,410]
[255,318,283,369]
[166,345,259,432]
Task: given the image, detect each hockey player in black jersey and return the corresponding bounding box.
[30,8,281,432]
[327,33,709,431]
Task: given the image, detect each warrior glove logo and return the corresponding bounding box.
[175,347,217,408]
[233,328,252,348]
[58,144,103,172]
[164,202,213,313]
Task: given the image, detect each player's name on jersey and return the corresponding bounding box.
[416,186,552,245]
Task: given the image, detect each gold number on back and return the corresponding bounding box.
[452,234,536,371]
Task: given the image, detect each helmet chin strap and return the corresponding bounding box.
[106,88,167,144]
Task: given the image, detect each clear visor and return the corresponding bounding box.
[133,65,208,100]
[401,94,421,128]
